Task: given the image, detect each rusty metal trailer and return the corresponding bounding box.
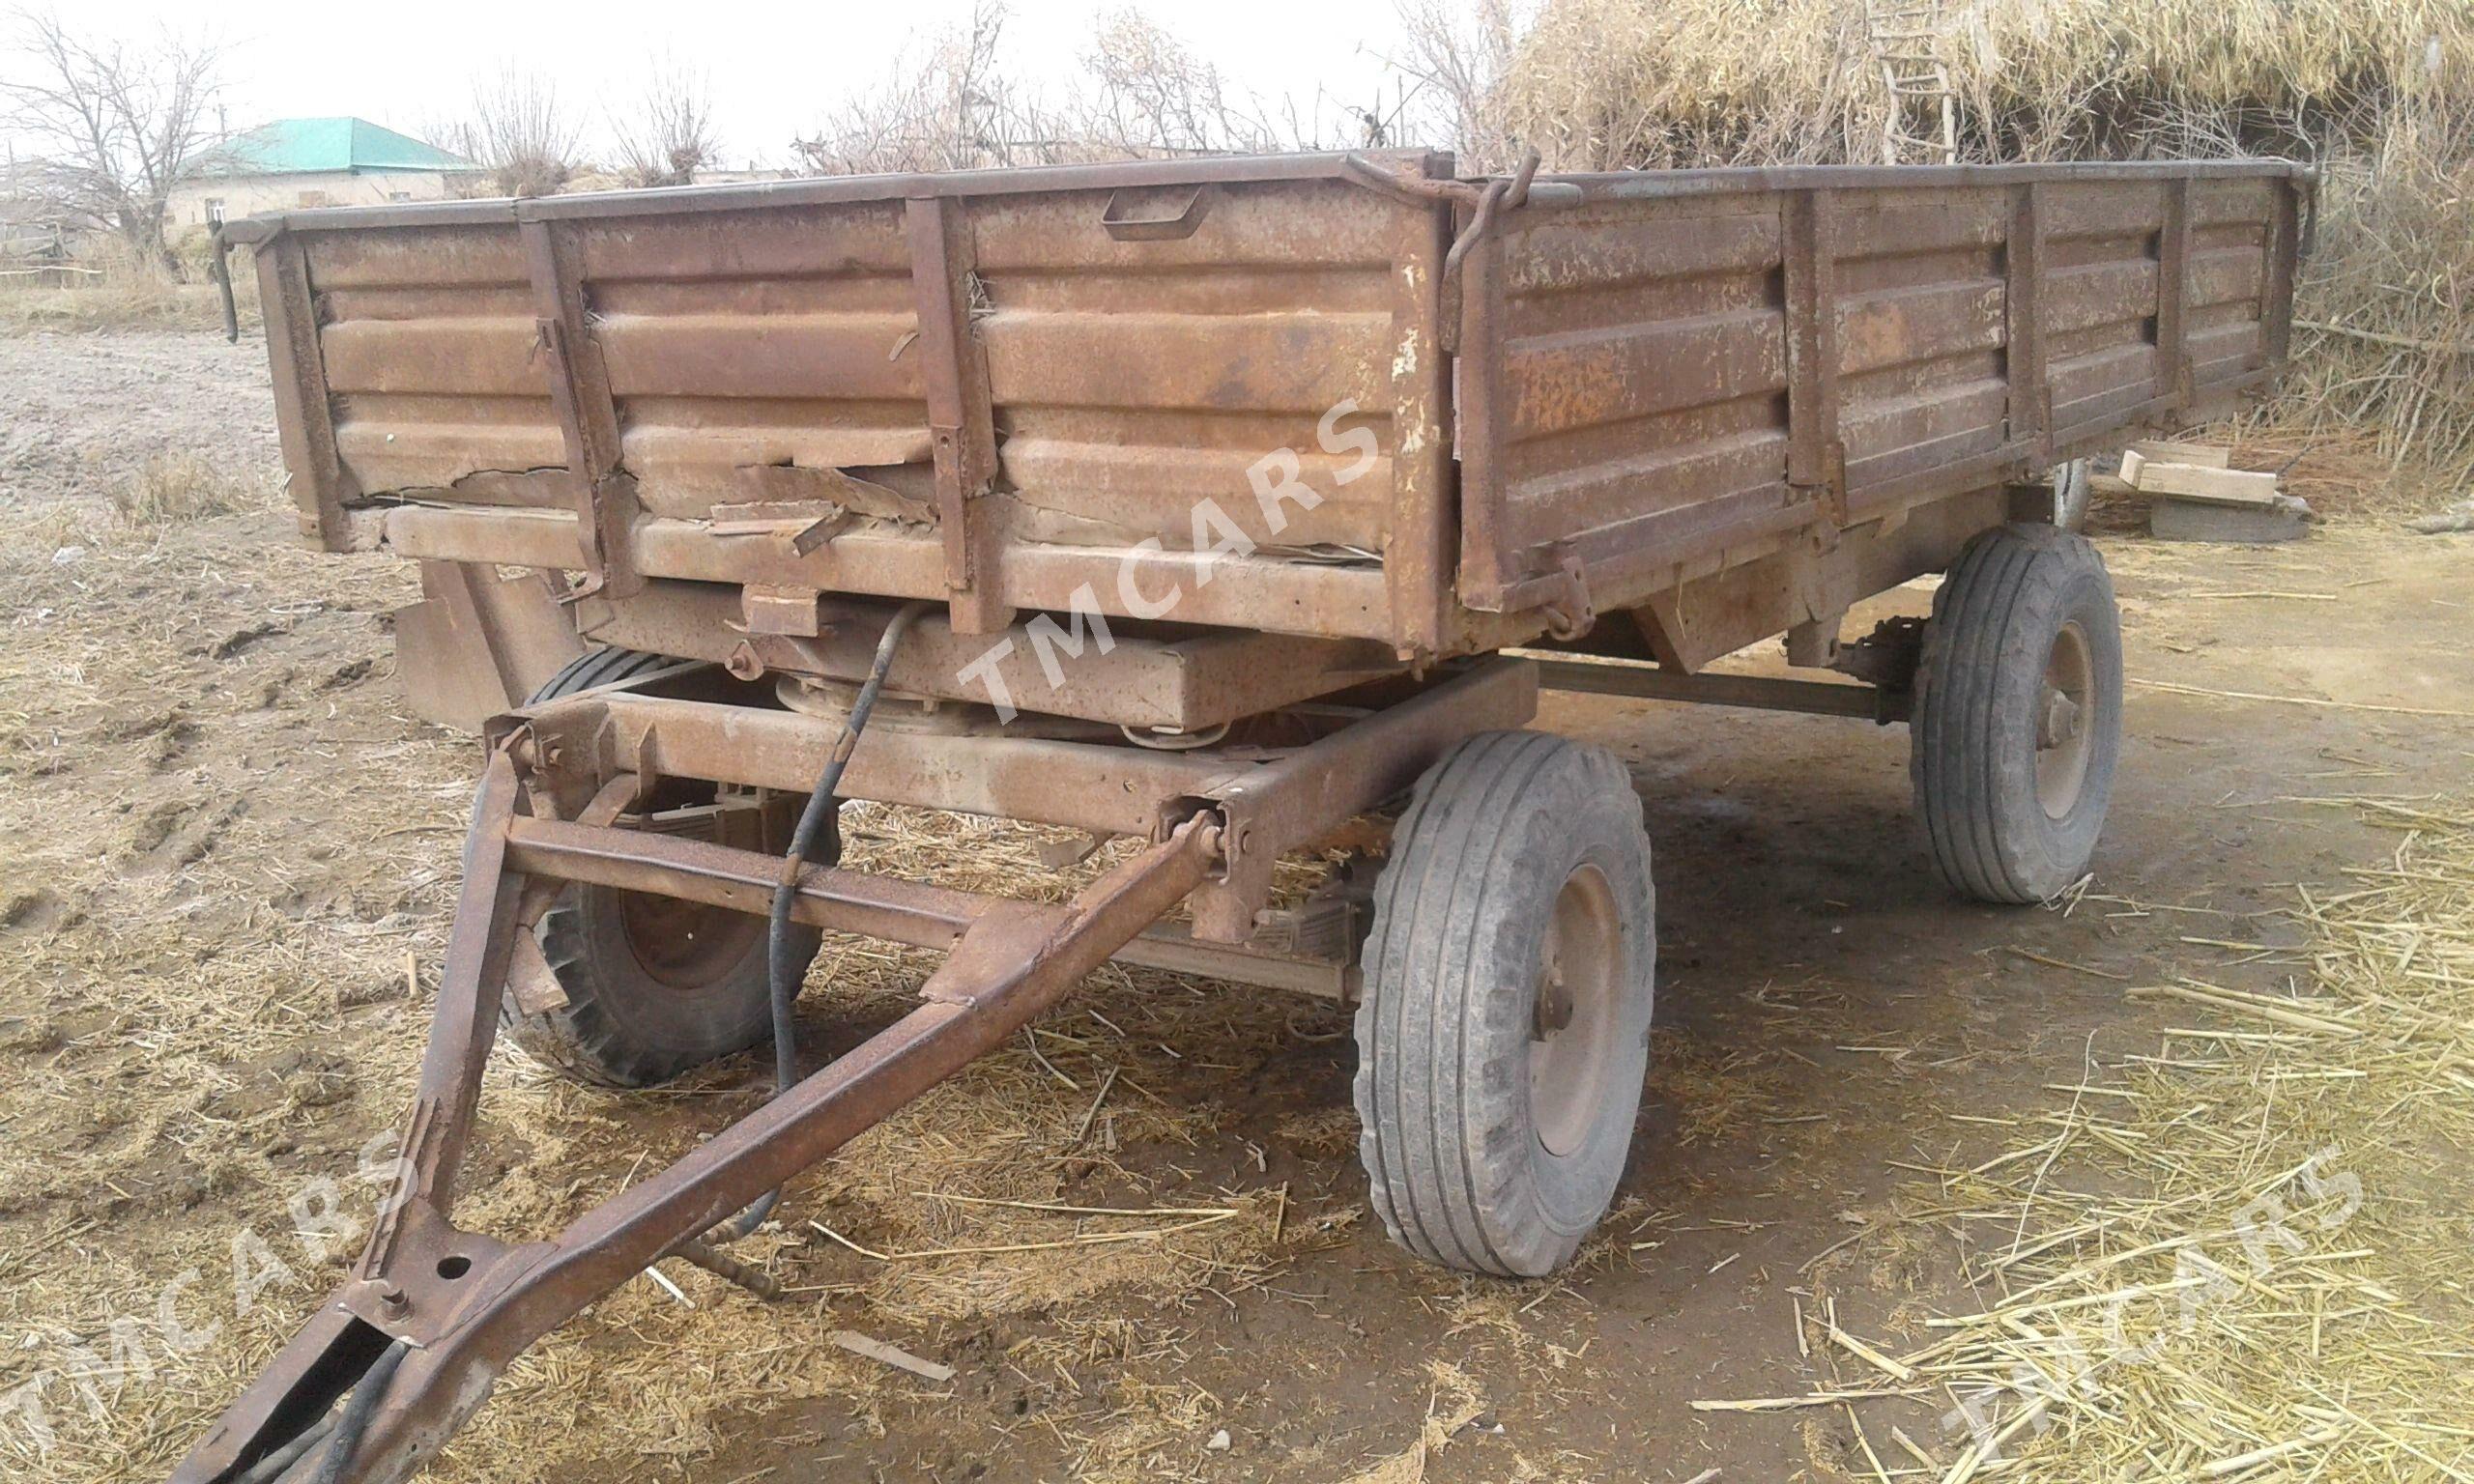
[183,149,2308,1484]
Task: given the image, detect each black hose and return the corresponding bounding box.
[232,1415,334,1484]
[714,600,934,1241]
[306,1337,408,1484]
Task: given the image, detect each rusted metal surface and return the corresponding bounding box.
[501,656,1529,865]
[1631,486,2009,671]
[168,644,1543,1482]
[236,153,2302,682]
[580,580,1402,730]
[1453,163,2306,642]
[532,692,1226,838]
[393,562,585,731]
[252,234,356,548]
[1532,657,1888,720]
[169,745,1224,1484]
[1190,657,1539,940]
[181,150,2309,1482]
[380,503,1403,642]
[905,194,1013,635]
[503,813,1352,997]
[521,218,642,600]
[2003,184,2049,456]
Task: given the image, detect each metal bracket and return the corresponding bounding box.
[523,215,643,604]
[1791,437,1851,529]
[1438,147,1539,356]
[1538,553,1596,642]
[906,197,1013,636]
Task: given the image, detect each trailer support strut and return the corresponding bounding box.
[168,731,1224,1484]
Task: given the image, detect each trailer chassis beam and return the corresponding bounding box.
[169,661,1532,1484]
[168,740,1222,1484]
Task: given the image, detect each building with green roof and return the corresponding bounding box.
[173,117,483,229]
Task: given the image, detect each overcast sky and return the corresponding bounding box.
[37,0,1435,169]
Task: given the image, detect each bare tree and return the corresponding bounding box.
[795,3,1333,177]
[613,62,717,188]
[455,69,580,197]
[0,7,225,272]
[793,2,1041,174]
[1394,0,1523,169]
[1071,10,1280,157]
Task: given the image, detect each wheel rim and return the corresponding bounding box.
[2035,619,2096,819]
[617,890,763,991]
[1527,864,1625,1158]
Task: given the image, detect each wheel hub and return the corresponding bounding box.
[1527,865,1624,1158]
[2033,619,2096,819]
[2038,688,2084,748]
[1534,962,1575,1037]
[618,888,763,991]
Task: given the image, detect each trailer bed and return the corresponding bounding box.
[227,151,2307,677]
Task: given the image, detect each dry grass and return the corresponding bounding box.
[0,494,1359,1484]
[1497,0,2471,170]
[1779,797,2474,1481]
[0,240,257,335]
[108,452,270,526]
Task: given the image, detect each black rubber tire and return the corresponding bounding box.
[1912,524,2123,904]
[1352,730,1656,1277]
[501,647,818,1087]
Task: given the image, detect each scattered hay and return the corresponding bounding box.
[108,452,267,526]
[1783,797,2474,1481]
[0,240,259,335]
[1338,1359,1487,1484]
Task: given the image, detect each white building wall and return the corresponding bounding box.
[168,171,475,229]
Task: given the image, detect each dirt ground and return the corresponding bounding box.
[2,327,2468,1484]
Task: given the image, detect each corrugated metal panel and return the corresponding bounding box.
[1462,192,1794,606]
[252,155,2299,651]
[1461,169,2298,613]
[298,179,1425,555]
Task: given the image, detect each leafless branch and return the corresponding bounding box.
[612,61,717,188]
[1392,0,1522,168]
[0,6,226,272]
[460,68,580,197]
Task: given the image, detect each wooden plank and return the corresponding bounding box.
[829,1330,956,1383]
[2128,439,2230,468]
[905,195,1013,636]
[2120,448,2281,506]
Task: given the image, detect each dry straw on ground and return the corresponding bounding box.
[109,452,266,526]
[0,238,255,335]
[0,501,1358,1484]
[1786,796,2474,1481]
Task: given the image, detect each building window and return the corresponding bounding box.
[203,198,225,227]
[388,191,411,202]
